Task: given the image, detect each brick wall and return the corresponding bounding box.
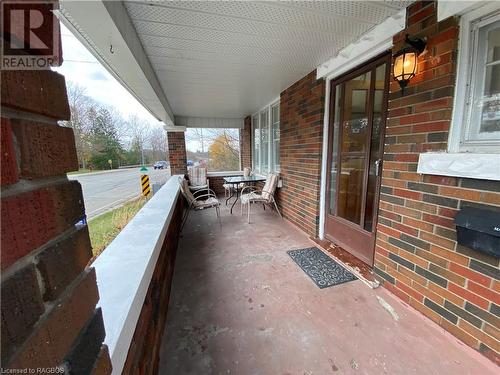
[0,4,111,372]
[0,68,111,371]
[206,175,228,196]
[122,197,183,374]
[240,116,252,170]
[167,131,187,175]
[374,1,500,364]
[277,70,325,237]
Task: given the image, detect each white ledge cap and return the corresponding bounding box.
[91,175,182,374]
[417,153,500,181]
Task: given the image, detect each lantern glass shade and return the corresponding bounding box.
[393,50,417,87]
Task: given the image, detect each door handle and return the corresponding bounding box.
[375,159,382,177]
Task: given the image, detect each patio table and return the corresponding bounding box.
[223,175,266,214]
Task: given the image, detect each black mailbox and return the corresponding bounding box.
[455,206,500,258]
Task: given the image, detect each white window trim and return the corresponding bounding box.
[251,114,261,174]
[271,101,281,172]
[448,3,500,153]
[207,171,243,177]
[418,3,500,182]
[437,1,491,22]
[251,97,280,175]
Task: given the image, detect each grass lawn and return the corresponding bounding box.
[88,197,147,259]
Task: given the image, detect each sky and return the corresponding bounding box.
[53,24,161,126]
[53,24,204,152]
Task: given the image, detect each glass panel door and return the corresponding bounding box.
[325,53,390,266]
[364,64,387,231]
[337,72,371,225]
[329,85,341,214]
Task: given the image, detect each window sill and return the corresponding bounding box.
[417,153,500,181]
[207,171,242,177]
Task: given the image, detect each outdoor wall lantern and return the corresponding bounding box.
[393,34,427,92]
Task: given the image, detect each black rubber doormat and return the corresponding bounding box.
[287,247,357,288]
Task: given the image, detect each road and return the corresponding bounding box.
[68,168,171,219]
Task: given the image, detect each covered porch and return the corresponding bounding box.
[59,0,499,372]
[158,199,495,374]
[3,0,499,373]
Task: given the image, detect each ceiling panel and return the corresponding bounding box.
[124,0,412,119]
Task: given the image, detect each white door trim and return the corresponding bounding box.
[318,77,331,240]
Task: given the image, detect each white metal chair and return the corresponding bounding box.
[179,177,221,230]
[223,182,246,198]
[187,166,209,194]
[240,173,282,223]
[223,182,233,198]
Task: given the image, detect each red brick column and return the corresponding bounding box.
[374,0,500,364]
[240,116,252,170]
[0,4,111,374]
[167,131,187,175]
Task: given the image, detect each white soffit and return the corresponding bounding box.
[58,0,174,125]
[59,1,412,121]
[175,116,244,129]
[316,8,406,79]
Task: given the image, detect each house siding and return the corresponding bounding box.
[374,1,500,364]
[277,70,325,237]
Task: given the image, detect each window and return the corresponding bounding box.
[418,4,500,181]
[451,7,500,153]
[252,100,280,174]
[184,128,240,172]
[252,114,259,171]
[271,103,280,171]
[260,110,269,173]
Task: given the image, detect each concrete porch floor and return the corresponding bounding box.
[159,200,496,374]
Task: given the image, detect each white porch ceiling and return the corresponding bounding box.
[60,1,413,124]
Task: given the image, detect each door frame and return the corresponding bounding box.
[322,52,391,266]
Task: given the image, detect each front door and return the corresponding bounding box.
[324,53,390,266]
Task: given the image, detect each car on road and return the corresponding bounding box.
[153,161,168,169]
[187,160,194,167]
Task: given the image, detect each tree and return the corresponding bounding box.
[185,128,208,152]
[211,129,239,159]
[208,134,240,171]
[126,115,152,165]
[149,127,168,161]
[88,106,124,169]
[62,82,95,168]
[62,81,166,170]
[122,137,142,165]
